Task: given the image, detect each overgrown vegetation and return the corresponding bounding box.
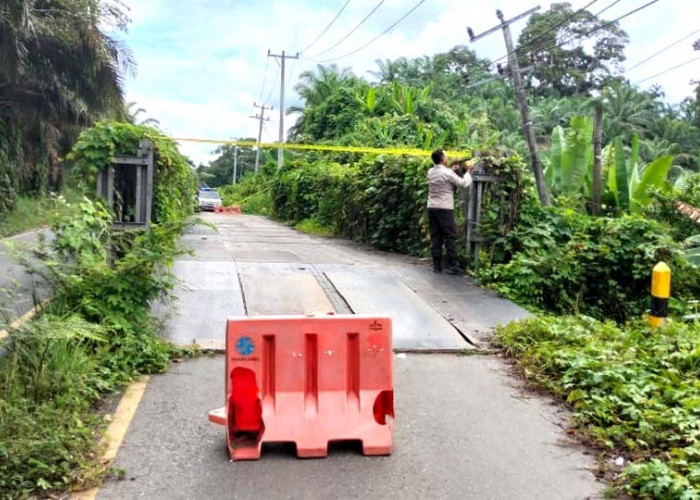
[0,123,196,498]
[497,316,700,497]
[0,1,133,217]
[192,5,700,495]
[218,169,274,216]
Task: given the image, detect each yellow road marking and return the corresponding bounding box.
[0,299,50,340]
[72,376,150,500]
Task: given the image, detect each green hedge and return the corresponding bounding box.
[479,204,700,322]
[271,153,527,257]
[68,121,196,224]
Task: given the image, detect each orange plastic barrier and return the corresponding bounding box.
[208,315,394,460]
[214,205,241,214]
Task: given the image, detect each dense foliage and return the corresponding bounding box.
[68,121,197,224]
[497,316,700,497]
[270,152,527,257]
[479,204,700,322]
[0,125,196,497]
[0,0,131,215]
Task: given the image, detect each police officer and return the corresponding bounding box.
[427,149,473,274]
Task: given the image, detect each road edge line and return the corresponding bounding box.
[0,299,51,340]
[72,375,150,500]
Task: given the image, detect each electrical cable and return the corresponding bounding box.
[633,54,700,85]
[307,0,384,59]
[265,63,280,105]
[285,58,298,92]
[257,56,270,103]
[530,0,658,59]
[465,0,657,91]
[299,0,351,55]
[625,27,700,73]
[492,0,601,65]
[313,0,426,63]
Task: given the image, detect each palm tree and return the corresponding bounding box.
[124,102,161,127]
[0,0,132,195]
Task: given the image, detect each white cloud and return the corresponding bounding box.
[121,0,700,164]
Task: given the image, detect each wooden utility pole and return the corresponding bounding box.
[251,102,272,175]
[592,101,603,215]
[468,7,550,206]
[268,50,299,171]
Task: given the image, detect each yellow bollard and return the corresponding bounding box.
[649,262,671,328]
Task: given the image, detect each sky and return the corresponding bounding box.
[118,0,700,165]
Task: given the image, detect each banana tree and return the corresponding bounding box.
[544,116,593,196]
[684,235,700,267]
[605,133,673,213]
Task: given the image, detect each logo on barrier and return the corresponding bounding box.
[235,336,255,356]
[369,320,383,331]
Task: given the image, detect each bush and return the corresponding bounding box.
[479,204,700,322]
[68,121,197,224]
[496,316,700,497]
[271,152,527,256]
[0,124,196,497]
[218,172,273,216]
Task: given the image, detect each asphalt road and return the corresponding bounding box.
[97,214,603,499]
[0,229,50,328]
[98,355,601,500]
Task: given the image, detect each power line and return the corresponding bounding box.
[626,27,700,73]
[314,0,426,63]
[265,63,280,105]
[299,0,351,55]
[307,0,384,59]
[257,56,270,103]
[531,0,658,59]
[491,0,601,65]
[285,58,298,92]
[634,54,700,85]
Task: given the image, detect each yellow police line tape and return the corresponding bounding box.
[158,136,472,159]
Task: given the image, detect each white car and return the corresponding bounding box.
[198,190,222,211]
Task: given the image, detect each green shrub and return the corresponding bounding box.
[271,152,527,256]
[68,121,196,224]
[0,125,196,496]
[496,316,700,497]
[218,172,273,216]
[479,205,700,322]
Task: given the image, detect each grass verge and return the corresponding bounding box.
[0,197,195,498]
[0,190,82,239]
[295,217,334,237]
[496,315,700,497]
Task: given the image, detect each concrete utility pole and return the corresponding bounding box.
[251,102,272,175]
[232,146,239,185]
[468,7,551,206]
[592,101,603,215]
[268,49,299,171]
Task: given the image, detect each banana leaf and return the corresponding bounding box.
[547,125,565,192]
[630,155,673,213]
[561,116,593,194]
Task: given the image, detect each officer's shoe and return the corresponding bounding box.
[445,266,462,275]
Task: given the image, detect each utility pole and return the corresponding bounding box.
[268,49,299,171]
[251,102,272,175]
[232,146,239,185]
[468,7,550,206]
[592,101,603,215]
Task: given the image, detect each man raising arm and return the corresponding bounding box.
[427,149,472,275]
